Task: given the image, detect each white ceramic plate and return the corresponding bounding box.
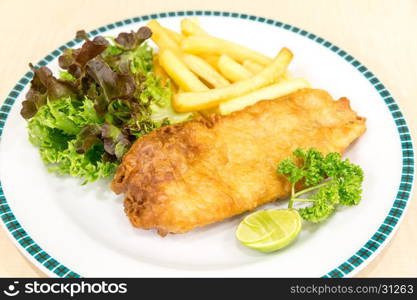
[0,11,414,278]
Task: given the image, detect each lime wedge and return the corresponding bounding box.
[236,209,302,253]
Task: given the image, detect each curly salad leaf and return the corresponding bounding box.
[277,148,364,222]
[21,27,191,183]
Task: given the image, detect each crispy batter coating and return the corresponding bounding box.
[111,89,366,235]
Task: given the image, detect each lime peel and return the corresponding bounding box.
[236,209,302,252]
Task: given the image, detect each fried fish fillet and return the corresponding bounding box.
[111,89,366,235]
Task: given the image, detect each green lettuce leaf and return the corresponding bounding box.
[27,97,111,182]
[49,140,117,184]
[23,27,193,183]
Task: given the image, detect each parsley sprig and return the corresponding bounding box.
[277,148,364,222]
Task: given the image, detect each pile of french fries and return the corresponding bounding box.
[147,18,310,115]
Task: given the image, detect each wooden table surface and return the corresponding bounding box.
[1,0,416,277]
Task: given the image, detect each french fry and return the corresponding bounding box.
[181,35,272,66]
[147,20,228,90]
[282,72,292,80]
[182,54,230,88]
[147,20,212,91]
[181,18,208,36]
[173,47,293,112]
[243,59,292,82]
[219,78,310,114]
[242,59,264,73]
[153,54,169,83]
[147,20,181,54]
[198,53,220,69]
[217,55,253,82]
[164,27,185,45]
[159,49,209,92]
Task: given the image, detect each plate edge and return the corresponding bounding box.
[0,10,414,278]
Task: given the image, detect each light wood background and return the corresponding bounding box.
[0,0,416,277]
